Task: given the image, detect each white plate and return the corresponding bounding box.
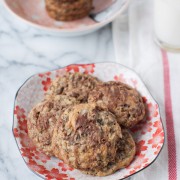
[13,62,165,180]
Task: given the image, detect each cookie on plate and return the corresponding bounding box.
[45,0,93,21]
[27,95,79,155]
[52,103,122,172]
[83,129,136,176]
[46,72,102,102]
[88,81,145,128]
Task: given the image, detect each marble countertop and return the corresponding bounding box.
[0,3,115,180]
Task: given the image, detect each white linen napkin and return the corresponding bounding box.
[112,0,180,179]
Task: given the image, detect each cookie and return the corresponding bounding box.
[27,95,79,155]
[45,0,93,21]
[52,103,122,171]
[88,81,145,128]
[46,72,102,102]
[82,129,136,176]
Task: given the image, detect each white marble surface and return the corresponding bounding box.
[0,2,115,180]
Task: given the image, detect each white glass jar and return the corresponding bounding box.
[154,0,180,52]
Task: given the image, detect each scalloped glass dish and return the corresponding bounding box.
[3,0,129,36]
[13,62,164,180]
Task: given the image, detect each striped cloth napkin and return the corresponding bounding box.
[112,0,179,179]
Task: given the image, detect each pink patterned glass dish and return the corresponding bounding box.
[13,62,164,180]
[3,0,129,36]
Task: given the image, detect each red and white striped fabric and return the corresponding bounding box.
[112,0,179,179]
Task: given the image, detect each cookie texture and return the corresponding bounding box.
[82,129,136,176]
[46,72,102,102]
[88,81,145,128]
[52,103,122,172]
[45,0,93,21]
[27,95,79,155]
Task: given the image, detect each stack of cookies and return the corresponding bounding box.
[27,72,145,176]
[45,0,93,21]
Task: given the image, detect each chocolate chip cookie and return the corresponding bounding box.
[88,81,145,128]
[52,103,122,172]
[46,72,102,102]
[45,0,93,21]
[27,95,79,155]
[82,129,136,176]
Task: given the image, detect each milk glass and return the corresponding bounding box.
[154,0,180,52]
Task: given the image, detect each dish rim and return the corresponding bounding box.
[12,62,165,180]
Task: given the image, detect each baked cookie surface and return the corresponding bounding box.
[46,72,102,102]
[45,0,93,21]
[88,81,145,128]
[52,103,122,172]
[83,129,136,176]
[27,95,79,155]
